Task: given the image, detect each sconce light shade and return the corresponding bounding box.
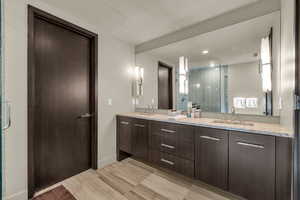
[261,64,272,92]
[133,66,144,97]
[260,36,272,92]
[179,56,189,94]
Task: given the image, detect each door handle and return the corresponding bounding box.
[79,113,93,118]
[3,102,11,131]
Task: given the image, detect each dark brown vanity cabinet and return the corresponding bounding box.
[149,121,195,177]
[116,116,292,200]
[229,131,276,200]
[117,117,132,154]
[195,127,229,190]
[132,119,149,161]
[117,116,149,161]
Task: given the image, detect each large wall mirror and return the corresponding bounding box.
[135,11,281,117]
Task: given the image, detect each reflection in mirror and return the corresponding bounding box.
[135,11,281,116]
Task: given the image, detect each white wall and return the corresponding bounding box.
[3,0,134,199]
[227,61,265,115]
[280,0,295,131]
[135,52,176,109]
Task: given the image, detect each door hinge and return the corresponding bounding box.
[295,94,300,110]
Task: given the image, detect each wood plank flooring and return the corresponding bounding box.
[35,158,244,200]
[33,185,76,200]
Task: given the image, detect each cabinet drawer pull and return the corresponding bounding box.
[237,142,264,149]
[161,144,175,149]
[161,128,175,133]
[134,124,145,128]
[200,136,220,141]
[160,158,175,165]
[121,121,129,125]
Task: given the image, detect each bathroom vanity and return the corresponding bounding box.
[123,9,295,200]
[116,113,292,200]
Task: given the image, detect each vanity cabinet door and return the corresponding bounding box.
[195,127,228,190]
[229,131,275,200]
[178,125,195,160]
[117,117,132,154]
[132,119,149,161]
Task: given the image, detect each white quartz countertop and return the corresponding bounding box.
[117,113,294,138]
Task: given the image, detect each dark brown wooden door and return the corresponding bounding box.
[229,131,275,200]
[132,119,149,161]
[33,17,92,190]
[195,128,228,190]
[158,62,173,109]
[295,1,300,199]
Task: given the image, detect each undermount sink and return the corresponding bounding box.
[213,119,254,126]
[136,112,156,116]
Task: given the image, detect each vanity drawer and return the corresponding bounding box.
[150,134,178,155]
[150,121,178,137]
[150,122,194,160]
[197,127,227,137]
[150,150,177,171]
[149,150,194,177]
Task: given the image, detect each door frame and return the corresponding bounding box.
[157,61,173,109]
[295,0,299,199]
[27,6,98,198]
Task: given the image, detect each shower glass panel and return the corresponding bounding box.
[188,66,228,112]
[1,0,4,198]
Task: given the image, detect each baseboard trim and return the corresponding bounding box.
[98,155,116,168]
[5,190,27,200]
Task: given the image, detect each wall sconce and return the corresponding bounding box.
[132,66,144,97]
[260,36,272,93]
[179,56,189,94]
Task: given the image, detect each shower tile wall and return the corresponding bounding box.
[189,67,220,112]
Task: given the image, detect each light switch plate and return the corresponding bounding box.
[108,98,112,106]
[246,98,258,108]
[233,97,246,109]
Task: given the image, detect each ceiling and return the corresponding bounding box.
[40,0,259,44]
[143,11,280,67]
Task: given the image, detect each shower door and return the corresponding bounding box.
[1,0,9,198]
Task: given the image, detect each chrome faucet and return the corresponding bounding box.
[145,104,155,113]
[231,107,236,115]
[150,104,155,113]
[230,107,237,122]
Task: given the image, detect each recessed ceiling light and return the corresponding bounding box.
[202,50,209,55]
[210,62,216,67]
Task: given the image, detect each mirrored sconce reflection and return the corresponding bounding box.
[132,66,144,97]
[179,56,189,95]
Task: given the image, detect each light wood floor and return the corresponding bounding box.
[36,158,244,200]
